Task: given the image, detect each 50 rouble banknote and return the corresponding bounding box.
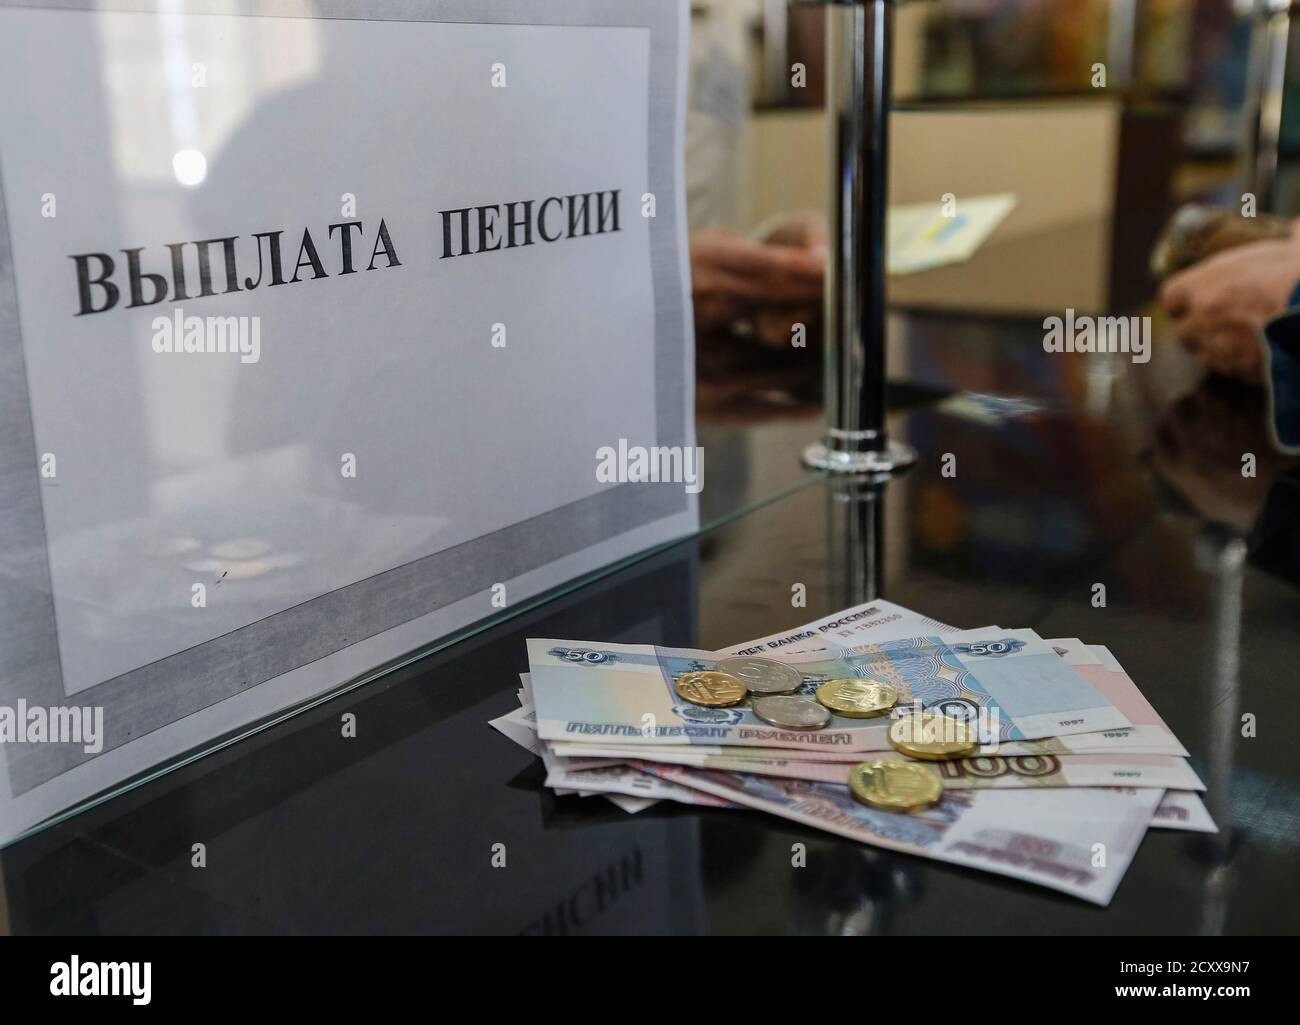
[529,628,1132,753]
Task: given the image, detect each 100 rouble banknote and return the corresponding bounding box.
[494,692,1168,904]
[579,748,1203,791]
[503,675,1215,831]
[633,762,1163,905]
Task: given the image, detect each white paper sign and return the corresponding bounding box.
[0,0,695,843]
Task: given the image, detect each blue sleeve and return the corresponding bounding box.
[1248,470,1300,587]
[1263,305,1300,453]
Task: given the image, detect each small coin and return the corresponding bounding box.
[752,695,831,730]
[715,656,803,695]
[888,712,980,760]
[816,678,899,718]
[675,671,748,708]
[849,760,943,812]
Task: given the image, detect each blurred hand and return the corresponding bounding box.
[691,214,826,348]
[1159,222,1300,383]
[1152,379,1296,532]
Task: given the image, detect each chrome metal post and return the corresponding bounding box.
[1192,530,1245,934]
[1244,0,1294,210]
[1105,0,1141,93]
[803,0,916,475]
[825,475,884,607]
[763,0,791,106]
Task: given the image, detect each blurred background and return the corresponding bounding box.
[684,0,1300,629]
[688,0,1300,314]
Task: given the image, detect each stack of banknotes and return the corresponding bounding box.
[488,600,1215,905]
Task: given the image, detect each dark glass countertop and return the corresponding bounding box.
[4,302,1297,935]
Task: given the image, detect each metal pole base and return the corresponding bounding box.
[802,438,917,476]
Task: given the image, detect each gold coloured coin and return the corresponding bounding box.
[849,760,943,812]
[888,712,980,760]
[816,678,899,718]
[675,671,748,708]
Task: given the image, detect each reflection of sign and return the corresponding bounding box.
[0,0,694,843]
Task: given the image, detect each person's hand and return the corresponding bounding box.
[756,209,828,253]
[690,217,826,347]
[1159,223,1300,383]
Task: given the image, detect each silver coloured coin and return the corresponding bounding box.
[715,656,803,695]
[752,695,831,730]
